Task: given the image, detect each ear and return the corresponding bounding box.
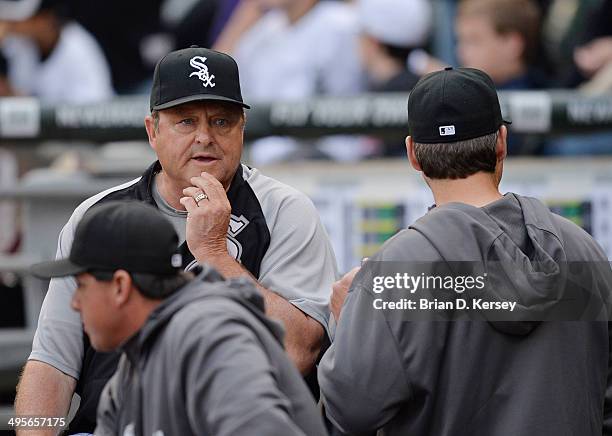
[406,136,422,172]
[241,111,247,132]
[496,125,508,162]
[144,115,158,153]
[111,270,134,308]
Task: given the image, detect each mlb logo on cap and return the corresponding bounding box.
[439,125,456,136]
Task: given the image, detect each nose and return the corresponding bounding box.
[194,120,213,145]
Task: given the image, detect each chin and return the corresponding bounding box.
[187,161,221,177]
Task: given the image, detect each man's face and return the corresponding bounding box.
[71,273,122,352]
[456,15,518,84]
[146,101,245,191]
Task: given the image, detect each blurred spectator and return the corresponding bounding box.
[541,0,612,155]
[575,37,612,82]
[454,0,549,154]
[357,0,432,92]
[455,0,547,90]
[0,0,113,103]
[541,0,606,87]
[221,0,364,99]
[571,0,612,93]
[216,0,370,163]
[577,37,612,93]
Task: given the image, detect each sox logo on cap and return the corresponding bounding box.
[189,56,216,88]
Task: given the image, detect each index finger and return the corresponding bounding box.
[190,172,227,199]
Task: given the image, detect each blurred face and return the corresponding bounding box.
[456,15,519,84]
[71,273,123,352]
[0,12,57,41]
[145,101,245,191]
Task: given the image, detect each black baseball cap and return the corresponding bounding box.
[150,46,250,111]
[408,67,510,143]
[31,201,182,279]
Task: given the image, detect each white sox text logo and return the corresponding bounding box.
[185,214,249,271]
[189,56,216,88]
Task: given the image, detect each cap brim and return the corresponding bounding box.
[30,258,87,279]
[152,94,250,111]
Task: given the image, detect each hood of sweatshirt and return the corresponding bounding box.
[409,193,581,336]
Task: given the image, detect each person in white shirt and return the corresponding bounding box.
[215,0,370,163]
[0,0,113,104]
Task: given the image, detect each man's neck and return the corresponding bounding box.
[119,298,163,347]
[429,172,503,208]
[156,171,187,211]
[285,0,317,24]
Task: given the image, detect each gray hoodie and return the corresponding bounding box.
[95,266,327,436]
[319,193,612,436]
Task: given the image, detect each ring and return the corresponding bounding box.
[194,192,208,204]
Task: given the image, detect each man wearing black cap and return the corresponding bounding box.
[318,67,612,435]
[15,47,337,434]
[29,201,327,436]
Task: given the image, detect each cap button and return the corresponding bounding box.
[444,67,453,71]
[190,45,199,48]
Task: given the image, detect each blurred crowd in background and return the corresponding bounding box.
[1,0,612,160]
